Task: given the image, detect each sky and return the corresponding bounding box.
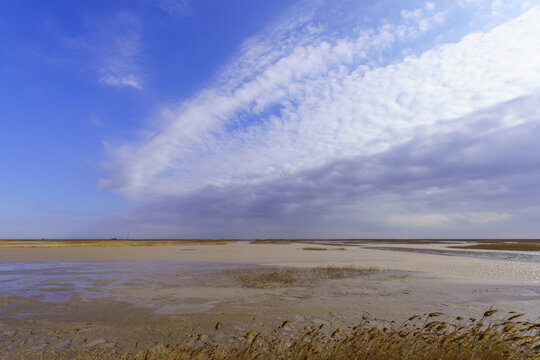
[1,0,539,239]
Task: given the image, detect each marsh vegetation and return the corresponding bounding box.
[218,266,378,288]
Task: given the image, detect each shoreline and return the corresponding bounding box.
[1,242,539,358]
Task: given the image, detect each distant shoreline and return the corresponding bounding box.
[0,238,539,251]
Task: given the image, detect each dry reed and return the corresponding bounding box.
[47,309,540,360]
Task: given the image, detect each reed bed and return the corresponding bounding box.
[218,266,378,288]
[57,310,540,360]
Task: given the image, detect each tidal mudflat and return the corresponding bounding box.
[0,240,539,359]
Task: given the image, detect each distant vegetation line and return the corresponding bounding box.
[0,238,539,242]
[0,238,538,250]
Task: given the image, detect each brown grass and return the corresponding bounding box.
[220,266,377,288]
[302,247,328,251]
[450,242,540,251]
[250,240,293,244]
[50,309,539,360]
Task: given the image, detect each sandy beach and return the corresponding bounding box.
[0,241,539,358]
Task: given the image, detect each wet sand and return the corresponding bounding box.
[0,241,539,358]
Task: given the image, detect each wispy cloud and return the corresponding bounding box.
[97,1,540,237]
[67,12,144,90]
[99,73,142,90]
[154,0,192,18]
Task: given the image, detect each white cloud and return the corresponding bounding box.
[93,89,540,238]
[101,4,540,203]
[458,0,489,7]
[388,212,510,228]
[99,73,142,90]
[490,0,536,17]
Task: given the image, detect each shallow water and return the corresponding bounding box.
[365,245,540,263]
[0,260,249,302]
[0,243,539,312]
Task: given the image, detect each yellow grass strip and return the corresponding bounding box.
[0,240,237,248]
[250,240,292,244]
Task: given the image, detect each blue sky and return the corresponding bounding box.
[1,0,539,238]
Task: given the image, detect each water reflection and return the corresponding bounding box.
[0,261,240,302]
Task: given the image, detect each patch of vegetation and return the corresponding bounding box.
[302,247,328,251]
[250,240,293,244]
[219,266,377,288]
